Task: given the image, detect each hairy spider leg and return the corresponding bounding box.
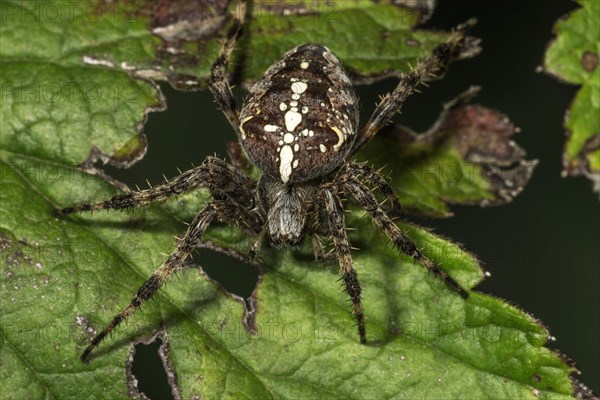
[59,165,208,214]
[199,157,257,209]
[58,157,256,215]
[341,172,468,298]
[79,204,215,362]
[352,18,476,153]
[60,157,259,361]
[209,1,246,132]
[343,162,400,211]
[322,186,367,343]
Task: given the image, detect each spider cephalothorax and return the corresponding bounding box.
[59,5,475,362]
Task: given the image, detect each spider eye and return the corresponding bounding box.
[239,44,359,183]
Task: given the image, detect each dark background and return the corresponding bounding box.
[111,0,599,398]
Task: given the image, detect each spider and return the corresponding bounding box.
[59,6,475,362]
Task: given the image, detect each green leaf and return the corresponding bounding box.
[0,1,577,399]
[0,155,575,399]
[543,0,600,196]
[240,0,453,83]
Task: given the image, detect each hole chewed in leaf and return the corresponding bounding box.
[128,327,180,400]
[193,241,262,335]
[191,245,259,300]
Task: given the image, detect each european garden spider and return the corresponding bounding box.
[59,6,474,362]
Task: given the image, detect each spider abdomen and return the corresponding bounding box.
[240,44,359,183]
